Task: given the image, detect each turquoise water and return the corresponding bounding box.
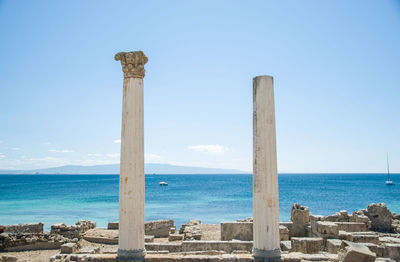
[0,174,399,230]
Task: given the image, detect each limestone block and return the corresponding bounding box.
[334,222,369,232]
[291,237,323,254]
[376,258,396,262]
[107,222,118,230]
[383,243,400,261]
[181,240,253,253]
[4,223,44,234]
[359,243,384,257]
[352,234,380,244]
[75,246,100,254]
[326,210,350,222]
[60,242,77,254]
[145,220,174,238]
[310,215,325,237]
[366,203,393,232]
[326,239,343,254]
[279,225,289,241]
[338,231,353,241]
[315,221,339,238]
[145,235,154,243]
[220,222,252,241]
[291,204,310,237]
[0,255,18,262]
[280,221,293,237]
[339,241,376,262]
[280,240,291,251]
[168,234,184,241]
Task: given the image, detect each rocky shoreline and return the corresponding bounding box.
[1,203,400,261]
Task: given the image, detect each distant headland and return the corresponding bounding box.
[0,163,248,175]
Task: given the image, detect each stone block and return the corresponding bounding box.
[291,237,323,254]
[168,233,183,241]
[338,230,353,241]
[366,203,393,232]
[314,221,339,238]
[279,225,289,241]
[291,204,310,237]
[60,242,77,254]
[145,235,154,243]
[4,223,44,234]
[352,234,380,244]
[339,241,376,262]
[280,240,291,251]
[359,243,384,257]
[220,222,252,241]
[326,239,343,254]
[0,255,18,262]
[383,243,400,261]
[181,240,253,253]
[310,215,325,237]
[107,222,118,230]
[334,222,369,232]
[145,220,174,238]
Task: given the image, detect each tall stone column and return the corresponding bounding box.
[253,75,281,262]
[115,51,148,261]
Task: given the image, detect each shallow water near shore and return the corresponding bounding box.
[1,173,399,230]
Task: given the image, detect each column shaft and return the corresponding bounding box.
[115,51,148,261]
[253,76,281,261]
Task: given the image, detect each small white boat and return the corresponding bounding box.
[386,153,395,186]
[159,181,168,186]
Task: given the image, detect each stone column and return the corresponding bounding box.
[115,51,148,261]
[253,75,281,262]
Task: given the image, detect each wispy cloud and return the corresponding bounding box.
[0,153,5,158]
[188,145,229,155]
[43,142,51,145]
[88,153,102,157]
[11,147,20,150]
[107,153,120,158]
[48,149,74,153]
[145,153,162,163]
[113,139,121,144]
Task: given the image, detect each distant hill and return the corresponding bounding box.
[0,163,247,174]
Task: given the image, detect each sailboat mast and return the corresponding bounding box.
[387,153,390,180]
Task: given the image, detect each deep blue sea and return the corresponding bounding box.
[1,174,399,230]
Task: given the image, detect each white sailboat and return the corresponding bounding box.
[386,153,395,186]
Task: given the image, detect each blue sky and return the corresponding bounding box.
[0,0,399,172]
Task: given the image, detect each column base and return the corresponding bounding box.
[117,248,146,261]
[253,248,281,262]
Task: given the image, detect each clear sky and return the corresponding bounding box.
[0,0,399,172]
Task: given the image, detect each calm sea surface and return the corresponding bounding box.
[0,174,399,230]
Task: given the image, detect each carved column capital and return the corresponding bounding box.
[115,51,148,79]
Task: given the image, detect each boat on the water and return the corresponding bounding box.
[386,153,395,186]
[159,181,168,186]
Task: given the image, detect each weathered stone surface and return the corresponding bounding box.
[339,241,376,262]
[352,234,380,244]
[280,221,293,237]
[326,239,343,254]
[291,237,323,254]
[282,252,337,261]
[51,220,95,239]
[180,220,202,240]
[75,246,100,254]
[145,242,183,253]
[107,222,118,230]
[0,255,18,262]
[1,232,68,251]
[181,240,253,253]
[221,222,252,241]
[358,242,384,257]
[280,240,291,251]
[145,235,155,243]
[146,220,174,238]
[168,233,184,241]
[334,222,369,232]
[280,225,289,241]
[325,210,350,222]
[60,242,77,254]
[383,243,400,261]
[314,221,339,238]
[3,223,44,234]
[291,204,310,237]
[366,203,393,232]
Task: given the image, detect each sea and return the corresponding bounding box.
[0,174,399,230]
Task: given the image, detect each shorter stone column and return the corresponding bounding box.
[252,75,281,261]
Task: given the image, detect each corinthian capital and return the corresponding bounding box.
[115,51,148,79]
